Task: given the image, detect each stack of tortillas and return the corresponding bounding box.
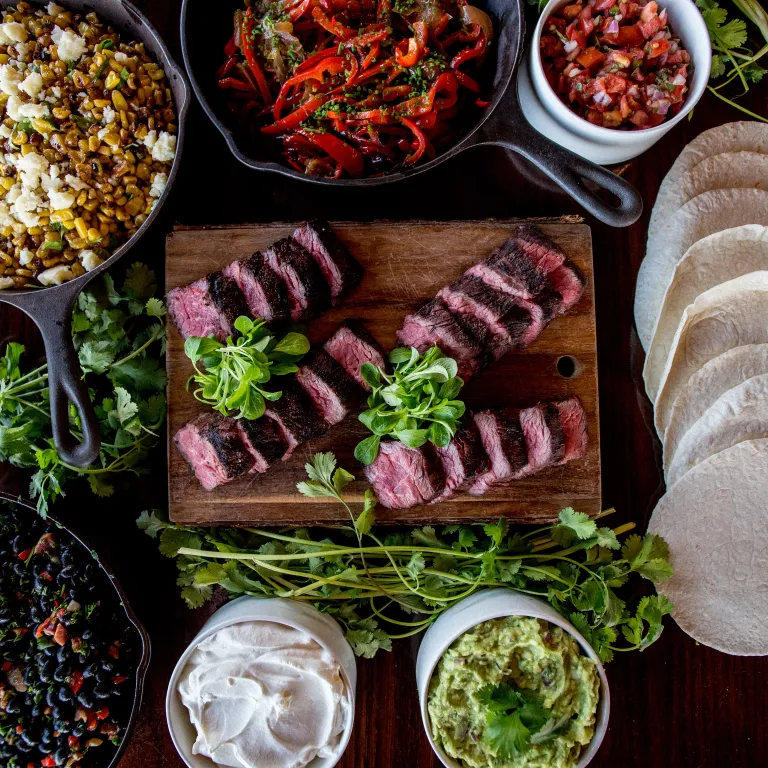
[634,122,768,656]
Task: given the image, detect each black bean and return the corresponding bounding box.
[53,663,71,683]
[4,696,19,713]
[76,690,95,709]
[93,684,112,700]
[82,663,98,679]
[11,535,25,554]
[45,688,57,708]
[57,686,73,703]
[54,746,69,765]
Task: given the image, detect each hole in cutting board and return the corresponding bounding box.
[557,356,582,379]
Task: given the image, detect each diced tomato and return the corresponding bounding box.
[562,2,584,19]
[593,0,615,11]
[17,549,31,561]
[602,24,644,46]
[96,706,110,720]
[647,38,670,58]
[69,669,84,695]
[53,623,67,646]
[41,758,56,768]
[576,47,605,69]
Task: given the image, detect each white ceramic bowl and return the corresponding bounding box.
[166,596,357,768]
[416,589,610,768]
[520,0,711,164]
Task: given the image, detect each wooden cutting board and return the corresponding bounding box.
[166,220,601,526]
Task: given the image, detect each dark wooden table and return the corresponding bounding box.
[1,2,767,766]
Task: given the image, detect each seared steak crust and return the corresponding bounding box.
[207,272,250,336]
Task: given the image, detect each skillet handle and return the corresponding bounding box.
[487,109,643,227]
[14,284,101,468]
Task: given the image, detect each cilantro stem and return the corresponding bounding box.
[110,325,163,368]
[706,84,768,121]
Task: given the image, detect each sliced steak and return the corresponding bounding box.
[469,410,528,495]
[514,224,569,275]
[296,349,365,426]
[396,299,491,379]
[265,380,328,456]
[167,278,230,341]
[556,397,588,463]
[433,417,490,503]
[223,253,290,322]
[208,271,250,336]
[364,441,444,509]
[237,416,288,473]
[263,238,332,321]
[292,219,363,302]
[538,260,586,320]
[174,413,253,490]
[437,275,541,359]
[517,402,565,474]
[324,320,387,391]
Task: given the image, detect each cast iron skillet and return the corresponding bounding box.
[181,0,643,226]
[0,492,151,768]
[0,0,190,468]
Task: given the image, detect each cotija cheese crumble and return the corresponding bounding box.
[0,1,177,289]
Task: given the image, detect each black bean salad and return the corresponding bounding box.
[0,505,140,768]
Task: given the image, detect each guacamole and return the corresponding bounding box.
[427,616,600,768]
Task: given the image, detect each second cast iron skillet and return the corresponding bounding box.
[181,0,643,227]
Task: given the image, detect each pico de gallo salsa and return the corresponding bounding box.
[540,0,691,130]
[218,0,494,178]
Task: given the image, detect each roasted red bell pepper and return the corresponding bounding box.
[69,668,84,695]
[297,130,365,177]
[395,21,428,67]
[218,77,258,92]
[362,40,380,70]
[401,118,428,165]
[261,94,327,135]
[242,9,272,104]
[224,36,238,58]
[288,0,312,22]
[312,7,356,39]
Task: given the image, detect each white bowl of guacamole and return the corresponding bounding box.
[416,589,609,768]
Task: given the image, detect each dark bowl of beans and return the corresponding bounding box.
[0,493,150,768]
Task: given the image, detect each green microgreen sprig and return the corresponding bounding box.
[184,316,309,421]
[354,345,466,465]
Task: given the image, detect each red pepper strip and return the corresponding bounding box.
[274,57,346,119]
[377,0,391,21]
[431,12,452,36]
[395,21,428,67]
[288,0,313,22]
[69,668,84,695]
[450,32,486,70]
[347,28,389,47]
[356,57,396,83]
[383,85,413,101]
[217,56,239,80]
[297,130,365,177]
[17,548,31,561]
[401,118,428,165]
[297,47,339,73]
[344,53,359,86]
[362,40,380,70]
[414,110,438,129]
[219,77,258,91]
[242,10,273,104]
[312,7,356,39]
[224,36,238,57]
[453,70,480,92]
[42,758,56,768]
[475,98,490,108]
[261,94,327,135]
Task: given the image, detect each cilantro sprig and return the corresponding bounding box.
[184,317,309,421]
[139,453,674,661]
[0,263,167,516]
[354,345,466,465]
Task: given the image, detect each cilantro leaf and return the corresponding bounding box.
[557,507,597,539]
[123,262,156,298]
[354,489,376,536]
[485,712,531,760]
[136,509,168,538]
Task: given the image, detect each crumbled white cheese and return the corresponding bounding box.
[17,151,49,188]
[51,86,62,99]
[19,72,43,99]
[102,106,116,124]
[0,276,14,289]
[80,250,103,271]
[48,3,65,16]
[48,189,75,211]
[149,172,168,199]
[141,130,157,149]
[40,172,62,194]
[0,28,10,47]
[1,23,29,44]
[18,103,48,119]
[65,174,89,191]
[18,247,33,266]
[114,52,129,64]
[0,124,11,139]
[52,28,87,62]
[11,189,44,227]
[5,184,21,204]
[49,164,60,179]
[4,95,21,121]
[97,126,110,141]
[38,265,74,285]
[0,65,22,97]
[151,131,176,162]
[14,42,29,61]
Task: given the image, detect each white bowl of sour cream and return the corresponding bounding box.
[166,596,356,768]
[415,589,610,768]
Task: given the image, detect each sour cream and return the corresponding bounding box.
[177,621,351,768]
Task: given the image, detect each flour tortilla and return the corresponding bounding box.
[664,344,768,470]
[665,374,768,486]
[634,189,768,350]
[649,439,768,656]
[643,225,768,402]
[654,271,768,437]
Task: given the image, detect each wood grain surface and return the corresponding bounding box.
[167,220,601,525]
[0,1,767,767]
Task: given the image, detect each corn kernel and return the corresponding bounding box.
[86,228,101,242]
[74,217,88,239]
[124,194,144,217]
[111,91,127,111]
[31,118,55,134]
[76,191,87,207]
[51,209,74,222]
[11,131,27,146]
[115,208,130,222]
[27,227,42,236]
[61,220,76,231]
[102,133,120,147]
[20,144,35,156]
[105,71,121,89]
[93,99,110,108]
[0,177,14,190]
[0,54,8,65]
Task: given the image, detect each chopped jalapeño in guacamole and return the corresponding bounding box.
[427,616,600,768]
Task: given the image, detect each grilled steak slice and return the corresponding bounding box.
[517,402,566,474]
[397,299,491,379]
[263,238,332,321]
[296,349,365,426]
[237,416,288,473]
[167,278,231,341]
[324,320,387,391]
[537,260,586,320]
[292,220,363,302]
[364,441,445,509]
[265,380,328,456]
[437,275,541,359]
[556,397,588,463]
[174,413,253,490]
[514,224,568,273]
[433,417,490,503]
[208,271,250,336]
[469,410,528,495]
[223,252,290,322]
